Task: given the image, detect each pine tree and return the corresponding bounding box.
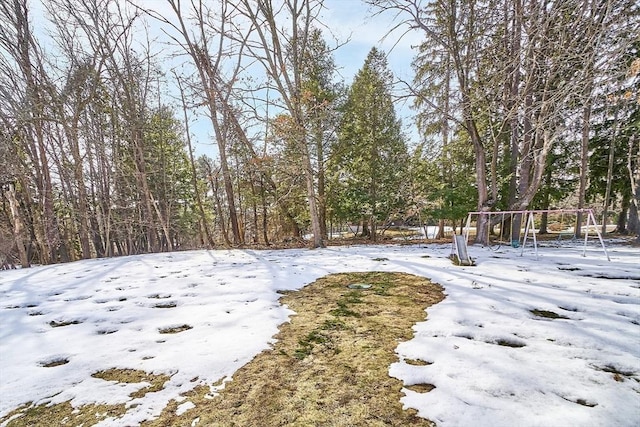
[299,28,341,239]
[328,48,408,241]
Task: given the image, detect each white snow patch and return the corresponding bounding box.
[0,243,638,426]
[176,401,195,416]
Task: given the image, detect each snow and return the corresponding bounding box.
[1,241,639,426]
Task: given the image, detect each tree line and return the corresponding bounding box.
[0,0,638,268]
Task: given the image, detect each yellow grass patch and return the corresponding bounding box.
[91,368,172,399]
[1,369,171,426]
[0,401,126,426]
[143,271,444,427]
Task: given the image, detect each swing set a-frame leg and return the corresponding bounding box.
[520,211,538,259]
[585,209,611,261]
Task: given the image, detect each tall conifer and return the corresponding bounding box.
[329,48,408,240]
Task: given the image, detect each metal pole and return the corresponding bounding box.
[529,212,538,259]
[589,209,611,261]
[583,211,590,257]
[464,214,472,242]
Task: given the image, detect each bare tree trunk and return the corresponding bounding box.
[69,126,93,258]
[234,0,325,248]
[506,0,522,244]
[576,99,592,236]
[153,0,243,245]
[615,197,629,234]
[538,165,553,234]
[602,105,620,234]
[175,74,215,247]
[451,15,492,244]
[436,51,451,240]
[4,183,30,267]
[204,160,231,246]
[260,178,270,245]
[315,124,328,240]
[304,141,324,247]
[628,133,640,241]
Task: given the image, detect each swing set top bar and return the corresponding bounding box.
[467,208,595,216]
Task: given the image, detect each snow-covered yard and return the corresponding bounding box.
[1,241,638,426]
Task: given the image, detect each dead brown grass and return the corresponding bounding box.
[1,401,127,427]
[91,368,172,399]
[1,369,171,427]
[143,271,444,427]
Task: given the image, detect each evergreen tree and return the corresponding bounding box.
[588,41,640,234]
[143,107,197,248]
[299,28,342,239]
[328,48,408,240]
[269,27,341,240]
[412,131,477,235]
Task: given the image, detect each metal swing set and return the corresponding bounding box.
[461,208,610,261]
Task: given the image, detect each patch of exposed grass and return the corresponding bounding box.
[40,357,69,367]
[405,383,436,393]
[405,358,432,366]
[153,302,177,308]
[49,319,81,327]
[158,324,192,334]
[91,368,171,398]
[0,369,172,426]
[595,364,637,382]
[0,401,127,427]
[148,293,171,299]
[494,338,526,348]
[559,395,598,407]
[142,271,444,427]
[530,309,569,319]
[575,399,598,407]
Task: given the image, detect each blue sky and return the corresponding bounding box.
[322,0,420,85]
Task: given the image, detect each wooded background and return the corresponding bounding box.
[0,0,638,267]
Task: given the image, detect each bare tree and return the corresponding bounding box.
[40,0,104,258]
[175,72,215,247]
[229,0,327,248]
[0,78,29,266]
[628,133,639,241]
[627,58,640,242]
[138,0,248,246]
[0,0,66,263]
[371,0,629,244]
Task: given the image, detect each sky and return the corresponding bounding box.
[1,237,638,426]
[322,0,420,84]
